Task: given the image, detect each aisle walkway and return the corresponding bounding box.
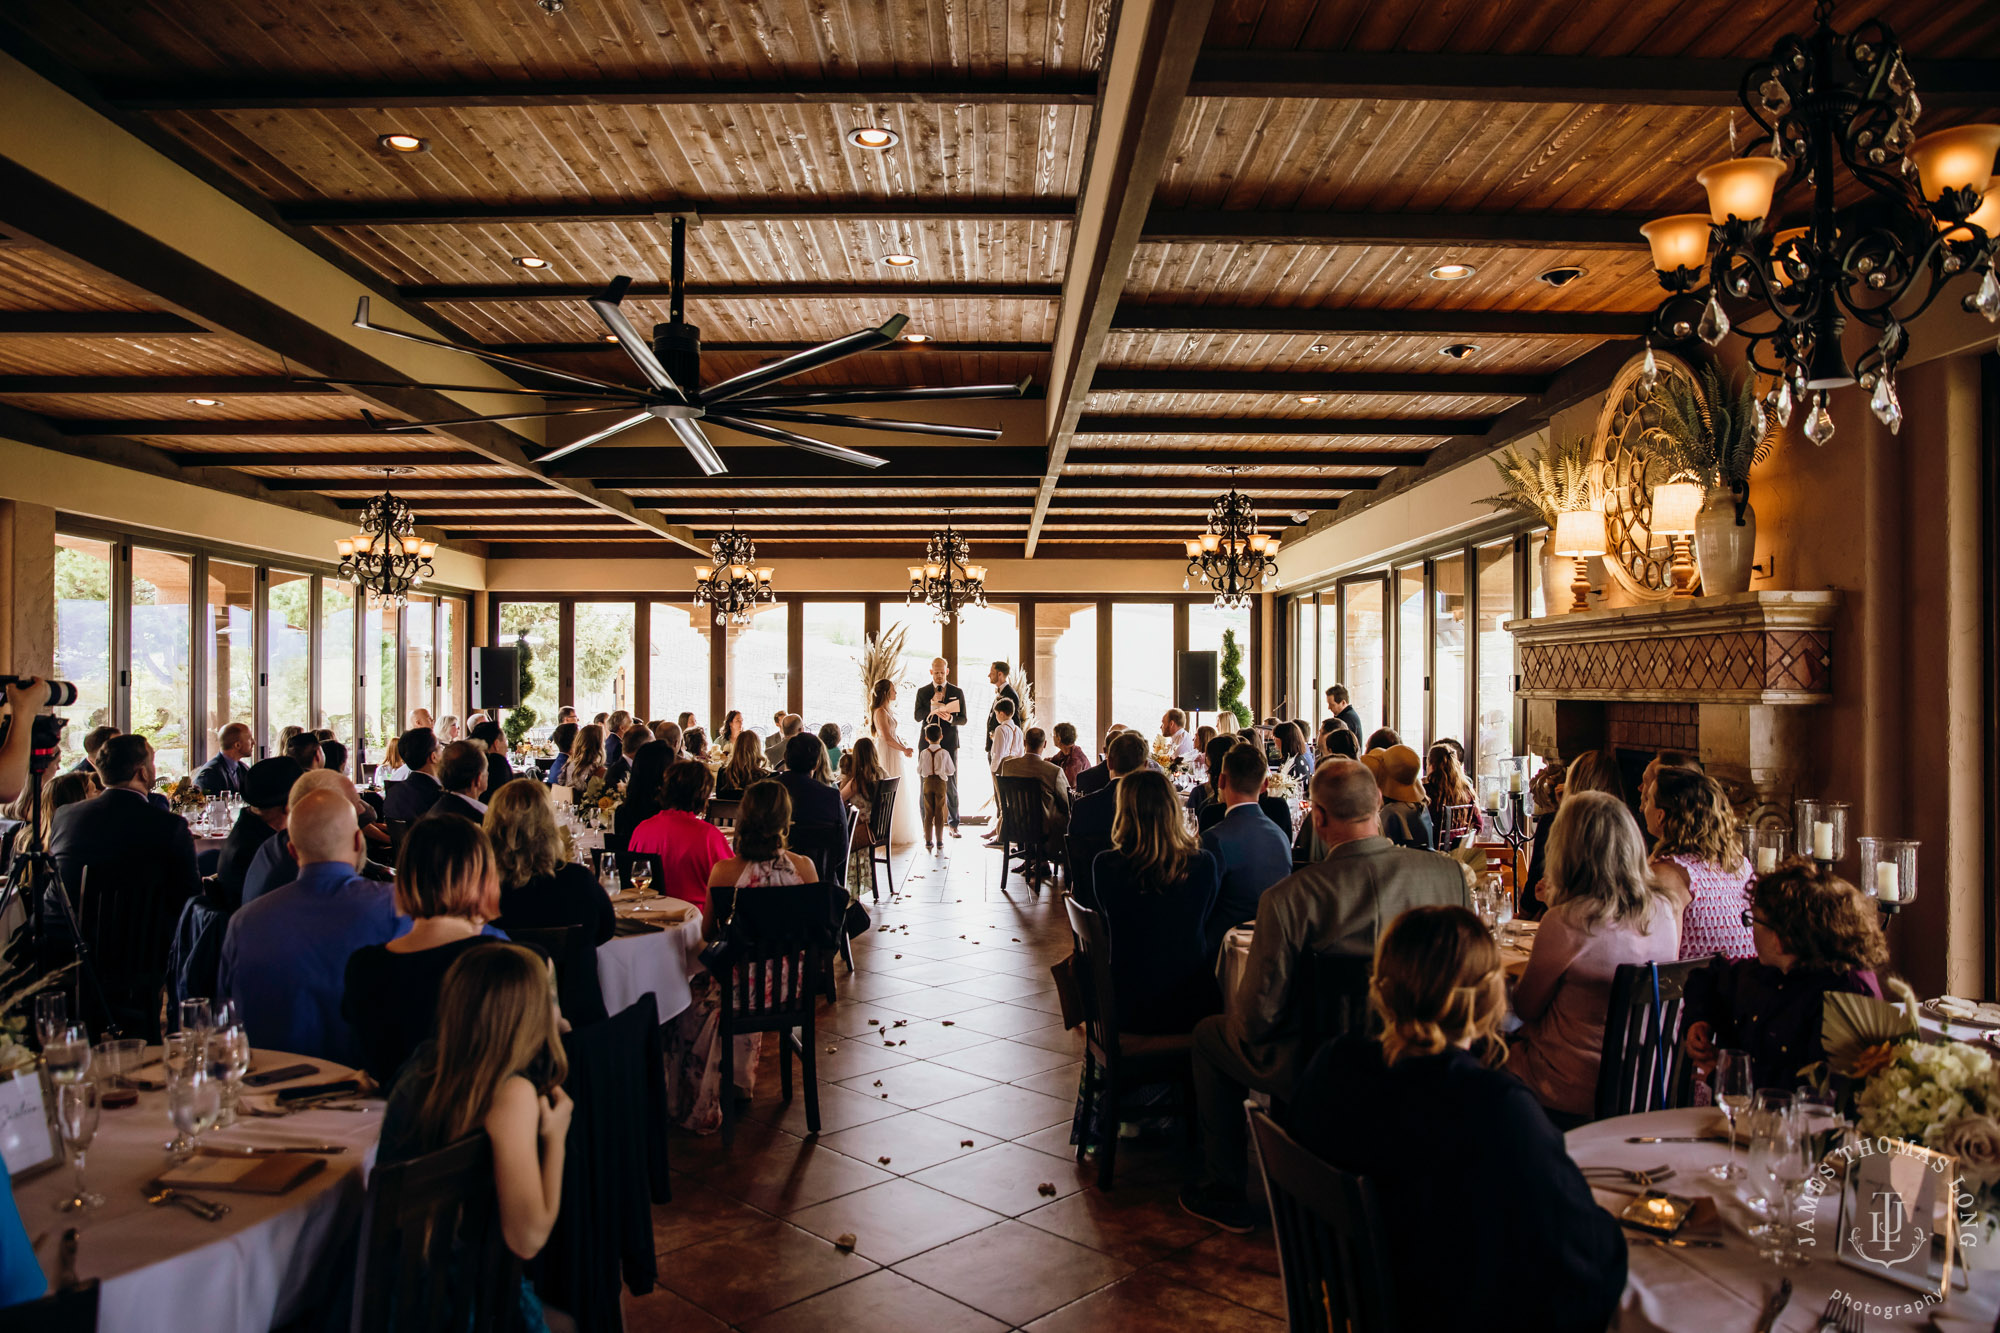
[625,844,1282,1332]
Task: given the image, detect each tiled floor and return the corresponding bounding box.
[624,843,1284,1332]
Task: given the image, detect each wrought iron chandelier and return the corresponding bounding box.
[1184,468,1280,609]
[1638,1,1998,445]
[691,514,775,626]
[906,515,987,625]
[335,471,436,606]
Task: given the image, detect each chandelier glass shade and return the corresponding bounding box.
[1185,476,1280,609]
[692,520,776,627]
[335,486,436,606]
[1639,3,1999,444]
[907,520,987,625]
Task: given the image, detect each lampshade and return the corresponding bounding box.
[1651,480,1703,535]
[1941,185,2000,242]
[694,566,712,581]
[1551,508,1607,558]
[1639,213,1712,272]
[1264,540,1281,558]
[966,564,987,582]
[754,567,774,583]
[1184,539,1202,558]
[728,564,748,580]
[1200,533,1221,553]
[401,535,422,555]
[1909,125,2000,205]
[1248,532,1270,552]
[418,540,438,558]
[336,538,355,557]
[924,562,942,580]
[352,534,373,555]
[907,566,924,581]
[1696,157,1786,224]
[1768,226,1810,287]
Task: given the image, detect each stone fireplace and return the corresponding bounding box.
[1505,591,1841,825]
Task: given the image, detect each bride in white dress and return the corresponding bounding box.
[869,679,920,847]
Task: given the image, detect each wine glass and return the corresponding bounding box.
[165,1068,221,1162]
[52,1081,102,1214]
[203,1025,251,1129]
[1748,1100,1815,1268]
[1491,877,1516,943]
[43,1025,92,1086]
[1709,1049,1754,1180]
[33,993,67,1050]
[178,997,213,1038]
[92,1037,146,1110]
[1742,1089,1796,1236]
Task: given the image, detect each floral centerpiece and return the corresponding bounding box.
[158,775,206,814]
[1266,770,1302,802]
[1149,735,1179,772]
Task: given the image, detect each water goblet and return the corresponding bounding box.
[1742,1090,1796,1238]
[165,1068,221,1163]
[43,1025,92,1086]
[204,1025,251,1129]
[1492,879,1516,943]
[1708,1049,1754,1180]
[52,1081,102,1214]
[1748,1101,1816,1269]
[92,1037,146,1110]
[33,993,67,1050]
[178,997,213,1039]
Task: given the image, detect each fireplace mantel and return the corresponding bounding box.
[1505,590,1840,706]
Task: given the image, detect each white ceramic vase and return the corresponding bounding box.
[1693,488,1756,595]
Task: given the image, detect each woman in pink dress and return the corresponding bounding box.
[1644,766,1756,960]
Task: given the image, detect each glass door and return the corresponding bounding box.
[1337,577,1387,743]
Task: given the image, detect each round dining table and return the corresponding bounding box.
[14,1051,383,1333]
[1568,1108,2000,1331]
[601,894,706,1023]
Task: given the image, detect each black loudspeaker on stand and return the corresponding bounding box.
[1176,650,1218,713]
[472,646,521,709]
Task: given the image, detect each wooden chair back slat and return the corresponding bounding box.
[1248,1103,1398,1333]
[1593,956,1707,1121]
[353,1134,522,1333]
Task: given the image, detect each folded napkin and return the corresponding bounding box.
[155,1152,328,1195]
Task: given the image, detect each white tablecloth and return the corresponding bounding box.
[1568,1108,2000,1331]
[15,1052,382,1333]
[598,904,705,1023]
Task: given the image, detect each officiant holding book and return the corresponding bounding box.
[915,657,967,839]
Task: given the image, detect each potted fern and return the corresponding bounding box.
[1483,434,1595,610]
[1641,363,1776,595]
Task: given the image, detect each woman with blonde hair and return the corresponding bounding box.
[1282,905,1625,1333]
[1644,765,1754,959]
[1087,769,1220,1034]
[1214,711,1237,737]
[1509,790,1680,1123]
[560,723,607,794]
[714,728,767,799]
[485,779,615,945]
[378,943,571,1321]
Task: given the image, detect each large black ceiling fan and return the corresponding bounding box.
[338,216,1030,473]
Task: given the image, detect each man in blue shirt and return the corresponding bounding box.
[1198,742,1294,955]
[193,721,254,794]
[219,788,406,1066]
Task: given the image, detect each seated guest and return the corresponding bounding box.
[1683,859,1887,1087]
[1159,708,1196,762]
[1364,727,1401,752]
[1645,765,1756,959]
[486,780,615,945]
[614,739,674,843]
[1182,760,1471,1231]
[1070,730,1150,844]
[193,721,253,794]
[1424,741,1480,846]
[684,727,708,759]
[243,769,392,903]
[1508,791,1681,1125]
[839,738,884,889]
[1288,906,1627,1331]
[376,735,408,783]
[469,719,515,797]
[1187,734,1234,820]
[776,732,845,830]
[1194,723,1217,758]
[343,815,509,1086]
[718,710,745,746]
[556,707,578,728]
[606,723,650,788]
[1089,770,1221,1034]
[1319,720,1360,761]
[1075,725,1125,796]
[1363,745,1434,849]
[378,943,571,1296]
[382,727,443,820]
[1272,722,1311,785]
[1049,722,1090,790]
[677,711,698,734]
[214,757,302,910]
[321,738,352,782]
[429,740,489,821]
[626,760,733,919]
[1198,743,1294,955]
[764,713,802,768]
[808,734,838,786]
[604,710,632,765]
[817,722,843,776]
[285,731,324,772]
[702,779,822,941]
[1640,748,1703,805]
[218,789,402,1065]
[69,724,119,779]
[557,723,607,794]
[998,726,1072,848]
[545,722,578,783]
[436,715,461,744]
[409,708,434,732]
[47,734,198,944]
[715,730,768,799]
[7,771,97,914]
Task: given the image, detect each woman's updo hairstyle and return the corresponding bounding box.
[1369,905,1509,1069]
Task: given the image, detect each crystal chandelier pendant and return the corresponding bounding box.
[1749,393,1767,440]
[1870,373,1904,433]
[1767,376,1794,427]
[1638,342,1660,395]
[1696,292,1731,346]
[1973,269,2000,322]
[1804,392,1837,446]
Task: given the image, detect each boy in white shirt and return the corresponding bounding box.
[917,723,955,853]
[987,698,1024,775]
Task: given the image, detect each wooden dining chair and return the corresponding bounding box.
[352,1134,523,1332]
[705,797,739,830]
[1248,1102,1398,1333]
[502,923,608,1028]
[864,776,899,899]
[994,776,1053,890]
[1063,834,1112,908]
[3,1277,99,1333]
[711,880,834,1145]
[76,864,186,1039]
[1592,956,1710,1120]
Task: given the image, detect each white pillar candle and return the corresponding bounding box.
[1509,769,1523,793]
[1755,846,1778,874]
[1875,861,1901,903]
[1812,820,1835,861]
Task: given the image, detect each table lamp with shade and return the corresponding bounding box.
[1551,507,1607,613]
[1651,479,1704,597]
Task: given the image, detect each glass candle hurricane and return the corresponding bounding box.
[1792,799,1849,864]
[1745,824,1792,877]
[1857,837,1918,909]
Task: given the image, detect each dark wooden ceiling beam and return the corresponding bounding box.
[479,540,1184,559]
[59,418,410,437]
[489,339,1052,356]
[615,476,1038,493]
[105,77,1100,111]
[0,312,206,336]
[334,495,593,511]
[1090,369,1546,395]
[541,445,1048,480]
[1063,445,1419,469]
[172,449,491,467]
[629,494,1309,513]
[1110,305,1649,336]
[260,477,551,492]
[400,281,1062,303]
[280,199,1079,228]
[1075,413,1480,438]
[425,514,632,528]
[1140,209,1651,249]
[1184,50,2000,107]
[0,375,345,395]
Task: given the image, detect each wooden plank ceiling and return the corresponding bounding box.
[1,0,1997,561]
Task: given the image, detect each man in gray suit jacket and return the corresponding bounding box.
[1181,759,1473,1232]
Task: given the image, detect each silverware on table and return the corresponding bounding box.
[1583,1163,1676,1187]
[1751,1276,1793,1333]
[146,1187,231,1221]
[1627,1233,1724,1249]
[1626,1135,1732,1145]
[201,1143,347,1156]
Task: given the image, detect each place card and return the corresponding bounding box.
[1833,1138,1960,1298]
[0,1067,59,1182]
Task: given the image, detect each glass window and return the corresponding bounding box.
[498,601,561,742]
[881,605,944,720]
[1319,598,1342,730]
[361,602,396,755]
[802,602,867,748]
[1039,602,1097,756]
[1188,603,1252,728]
[647,603,710,731]
[203,559,256,762]
[1340,580,1384,742]
[129,547,194,779]
[52,534,114,768]
[1293,598,1317,726]
[1475,542,1517,777]
[265,571,311,756]
[1112,603,1174,737]
[574,602,635,720]
[402,594,435,729]
[439,597,465,732]
[318,580,355,749]
[1394,564,1426,748]
[726,602,790,743]
[1432,553,1467,754]
[957,602,1020,816]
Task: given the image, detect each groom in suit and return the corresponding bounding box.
[914,657,966,839]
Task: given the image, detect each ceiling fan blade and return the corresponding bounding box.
[352,295,641,396]
[378,403,645,432]
[588,277,688,400]
[301,376,637,400]
[699,316,909,407]
[729,376,1032,407]
[534,411,654,464]
[733,406,1002,440]
[662,415,727,477]
[708,414,890,469]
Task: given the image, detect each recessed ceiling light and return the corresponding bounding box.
[846,126,900,151]
[1291,509,1312,524]
[1440,343,1478,359]
[378,133,427,153]
[901,332,931,343]
[880,253,918,268]
[512,255,550,269]
[1429,262,1477,281]
[187,397,223,407]
[1308,343,1330,354]
[601,333,619,343]
[1538,265,1587,287]
[1297,395,1324,405]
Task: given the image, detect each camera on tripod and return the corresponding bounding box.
[0,675,79,775]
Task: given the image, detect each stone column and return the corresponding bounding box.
[0,499,55,678]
